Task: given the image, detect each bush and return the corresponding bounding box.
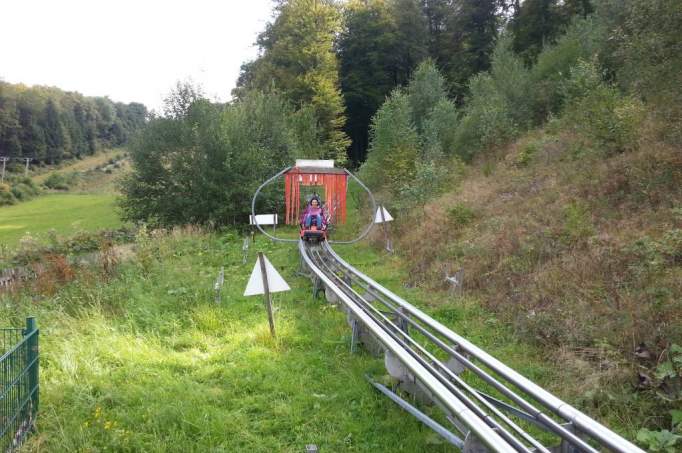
[617,0,682,144]
[0,189,17,206]
[8,176,40,201]
[44,172,71,190]
[362,61,456,205]
[361,89,419,195]
[120,87,320,227]
[560,60,645,155]
[452,37,528,158]
[447,203,475,226]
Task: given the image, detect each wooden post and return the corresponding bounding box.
[258,252,276,337]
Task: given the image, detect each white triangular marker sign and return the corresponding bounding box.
[244,254,291,296]
[374,206,394,223]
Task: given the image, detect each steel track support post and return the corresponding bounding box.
[351,319,359,354]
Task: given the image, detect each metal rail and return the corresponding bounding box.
[299,240,644,453]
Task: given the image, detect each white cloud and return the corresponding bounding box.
[0,0,274,111]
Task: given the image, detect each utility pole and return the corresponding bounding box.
[0,157,8,184]
[22,157,32,176]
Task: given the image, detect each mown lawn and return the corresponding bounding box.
[1,230,558,452]
[0,193,122,247]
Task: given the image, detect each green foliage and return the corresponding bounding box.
[407,60,448,133]
[120,86,323,227]
[616,0,682,143]
[510,0,593,63]
[361,89,419,195]
[516,142,538,167]
[0,81,146,165]
[560,60,645,155]
[337,0,403,164]
[236,0,349,162]
[450,37,531,158]
[2,176,41,204]
[43,172,78,190]
[362,62,456,205]
[447,203,475,226]
[435,0,503,98]
[561,201,594,245]
[637,428,681,452]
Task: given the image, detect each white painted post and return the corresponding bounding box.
[23,158,32,176]
[0,157,8,183]
[375,205,394,253]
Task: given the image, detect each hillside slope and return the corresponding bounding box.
[389,128,681,432]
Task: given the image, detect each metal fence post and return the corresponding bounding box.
[25,317,39,414]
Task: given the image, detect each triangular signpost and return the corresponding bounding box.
[244,252,290,337]
[374,205,394,253]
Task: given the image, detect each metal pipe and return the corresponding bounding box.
[316,251,548,453]
[367,377,465,449]
[322,242,645,453]
[299,241,517,453]
[251,166,298,243]
[318,252,593,452]
[327,169,377,245]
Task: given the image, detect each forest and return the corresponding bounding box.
[0,81,147,165]
[123,0,680,226]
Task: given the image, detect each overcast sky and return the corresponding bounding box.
[1,0,274,112]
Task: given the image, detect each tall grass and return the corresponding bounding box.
[1,229,562,451]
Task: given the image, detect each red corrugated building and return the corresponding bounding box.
[284,160,348,225]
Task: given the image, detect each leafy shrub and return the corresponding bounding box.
[617,0,682,144]
[362,62,456,205]
[44,172,71,190]
[530,14,611,119]
[120,87,319,227]
[636,347,682,451]
[637,428,681,453]
[560,60,645,155]
[561,201,594,245]
[361,90,419,194]
[0,189,17,206]
[452,37,527,158]
[447,203,475,226]
[8,176,40,201]
[516,142,538,167]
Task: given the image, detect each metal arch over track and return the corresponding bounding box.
[251,166,377,244]
[299,240,645,453]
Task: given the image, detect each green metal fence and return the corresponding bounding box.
[1,318,39,452]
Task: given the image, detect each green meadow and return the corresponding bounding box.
[0,193,121,247]
[1,229,563,452]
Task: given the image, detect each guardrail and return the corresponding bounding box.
[1,317,39,452]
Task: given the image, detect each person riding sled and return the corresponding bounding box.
[300,195,326,229]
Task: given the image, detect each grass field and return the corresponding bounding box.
[32,149,126,184]
[0,230,566,452]
[0,193,122,247]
